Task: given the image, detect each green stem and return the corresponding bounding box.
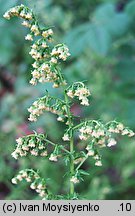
[25,169,51,198]
[64,92,75,197]
[76,154,88,171]
[73,120,101,130]
[70,136,74,196]
[44,138,70,154]
[19,133,70,154]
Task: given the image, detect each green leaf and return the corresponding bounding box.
[125,0,135,17]
[65,22,111,56]
[79,169,90,176]
[87,24,111,55]
[114,59,135,82]
[65,3,131,57]
[64,23,91,57]
[93,3,131,37]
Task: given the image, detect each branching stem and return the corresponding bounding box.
[64,91,75,196]
[44,138,70,154]
[76,154,89,171]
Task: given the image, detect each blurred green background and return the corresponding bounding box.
[0,0,135,199]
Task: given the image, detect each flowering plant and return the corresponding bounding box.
[4,4,134,200]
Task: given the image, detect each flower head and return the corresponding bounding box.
[25,34,33,41]
[11,178,18,184]
[95,160,102,166]
[107,138,117,147]
[31,25,40,35]
[70,176,79,184]
[67,83,90,106]
[42,29,53,38]
[11,151,19,160]
[62,134,70,141]
[49,154,58,162]
[3,12,10,19]
[67,90,74,98]
[22,20,31,27]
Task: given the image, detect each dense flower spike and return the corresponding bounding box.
[4,4,135,200]
[66,82,91,106]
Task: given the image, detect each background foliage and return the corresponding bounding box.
[0,0,135,199]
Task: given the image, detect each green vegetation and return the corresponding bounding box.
[0,0,135,200]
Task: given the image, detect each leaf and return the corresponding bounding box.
[65,23,111,56]
[0,24,16,64]
[87,24,111,55]
[93,3,131,37]
[63,156,70,166]
[79,169,90,176]
[64,23,91,57]
[122,163,135,179]
[114,59,135,82]
[64,3,131,57]
[92,3,116,24]
[125,0,135,17]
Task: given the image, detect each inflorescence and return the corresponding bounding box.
[4,4,135,199]
[3,4,70,88]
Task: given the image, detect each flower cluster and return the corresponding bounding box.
[4,5,69,89]
[49,145,61,162]
[62,127,75,141]
[4,4,135,199]
[3,4,33,20]
[78,120,134,144]
[12,134,47,159]
[29,41,50,61]
[62,133,70,141]
[78,122,105,142]
[29,41,67,88]
[28,95,67,122]
[70,168,91,184]
[51,44,70,61]
[70,176,79,184]
[30,62,64,88]
[42,28,53,40]
[86,145,102,166]
[29,43,68,87]
[12,133,63,163]
[107,121,135,137]
[49,154,58,162]
[76,120,134,167]
[11,169,47,197]
[67,82,91,106]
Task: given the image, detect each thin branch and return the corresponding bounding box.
[44,138,70,154]
[76,154,89,171]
